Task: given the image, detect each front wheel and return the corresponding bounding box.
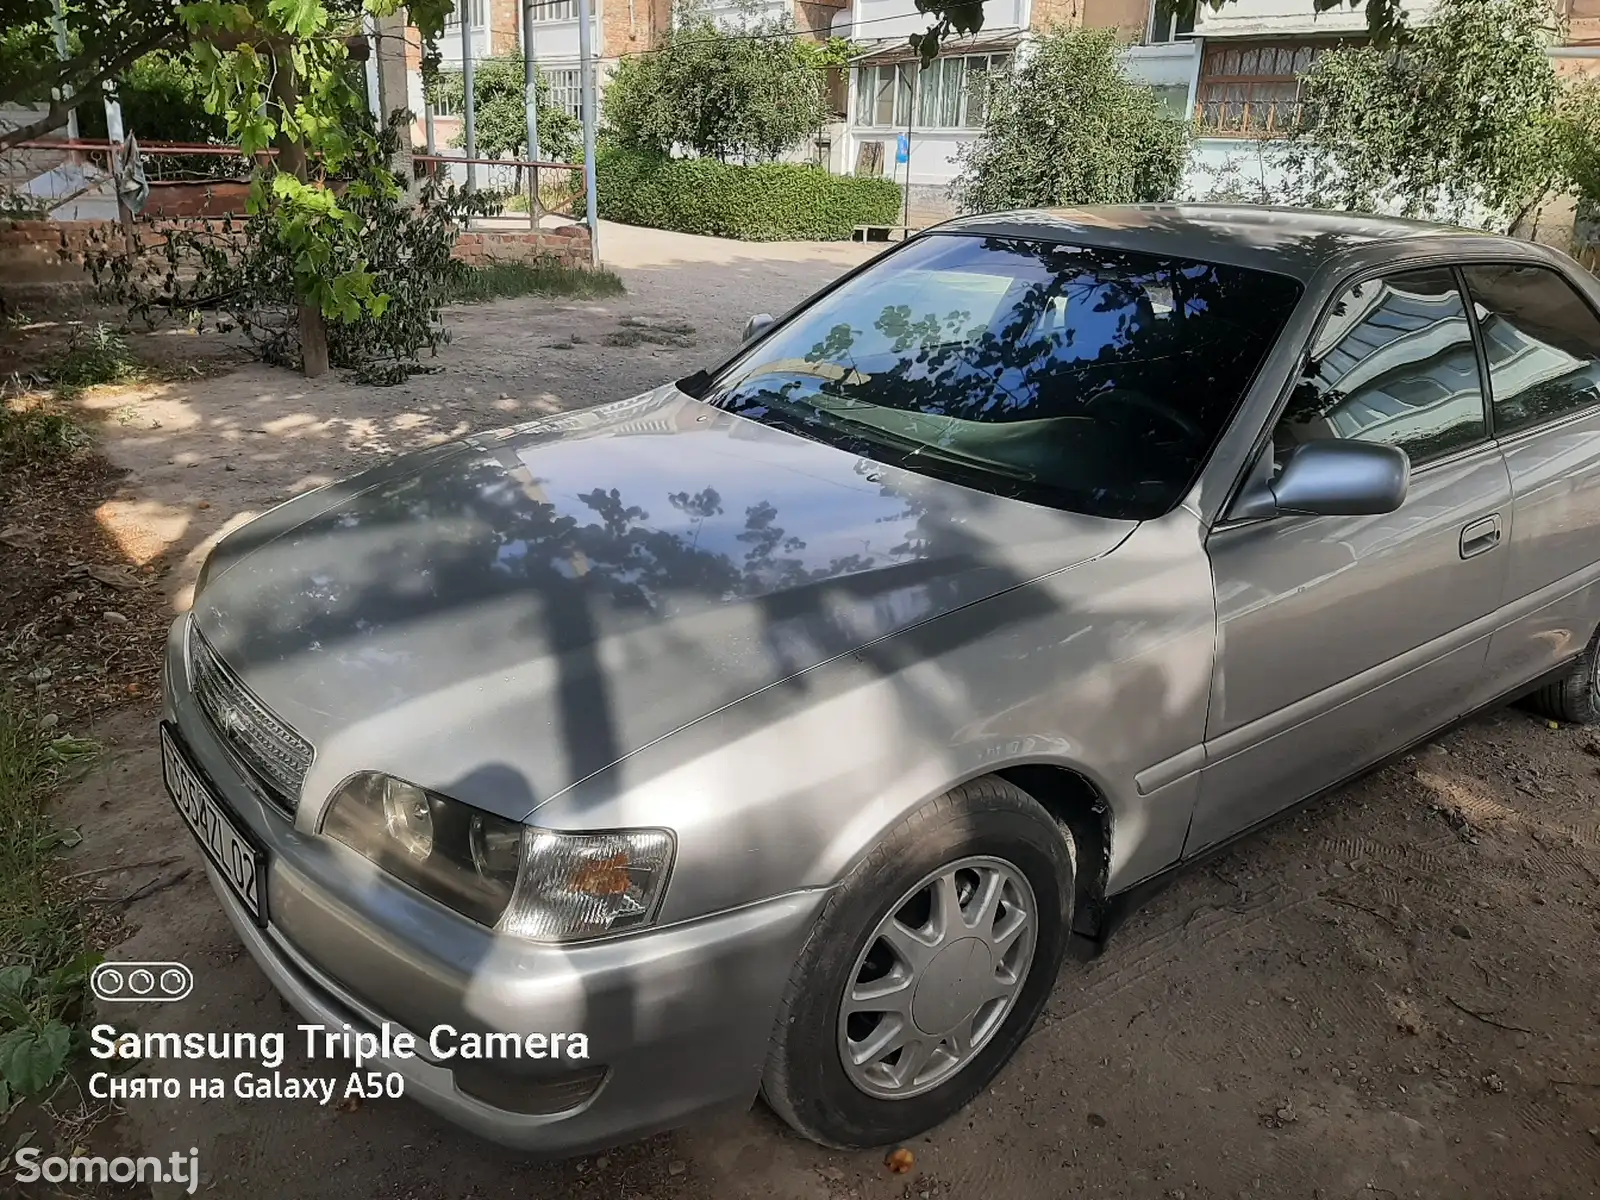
[760,777,1075,1149]
[1522,624,1600,725]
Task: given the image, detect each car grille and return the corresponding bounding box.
[189,628,312,813]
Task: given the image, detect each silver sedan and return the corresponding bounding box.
[160,205,1600,1154]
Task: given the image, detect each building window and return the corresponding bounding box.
[428,70,461,116]
[853,53,1011,130]
[444,0,486,28]
[1195,38,1347,133]
[1148,0,1194,44]
[547,68,583,118]
[532,0,575,19]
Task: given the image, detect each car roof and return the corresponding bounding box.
[928,204,1524,283]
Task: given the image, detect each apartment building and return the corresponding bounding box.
[418,0,673,157]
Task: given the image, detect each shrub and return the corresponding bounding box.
[78,52,227,144]
[951,26,1189,214]
[594,147,903,241]
[603,5,830,162]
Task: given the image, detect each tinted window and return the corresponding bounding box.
[1275,268,1486,467]
[697,233,1303,521]
[1460,263,1600,436]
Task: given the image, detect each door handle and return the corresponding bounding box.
[1460,513,1502,559]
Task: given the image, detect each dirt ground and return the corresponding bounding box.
[13,222,1600,1199]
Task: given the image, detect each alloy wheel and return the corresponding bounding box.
[837,856,1037,1101]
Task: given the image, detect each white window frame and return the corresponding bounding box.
[1147,0,1194,44]
[444,0,486,29]
[429,70,462,116]
[532,0,576,20]
[852,52,1011,131]
[546,66,584,118]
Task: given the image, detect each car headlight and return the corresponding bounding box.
[320,773,674,941]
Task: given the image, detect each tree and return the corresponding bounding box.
[429,54,579,162]
[602,4,830,162]
[1279,0,1565,232]
[950,26,1189,215]
[76,51,228,143]
[0,0,186,148]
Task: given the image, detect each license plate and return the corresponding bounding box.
[161,724,266,922]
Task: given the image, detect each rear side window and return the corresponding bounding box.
[1274,267,1486,468]
[1461,264,1600,437]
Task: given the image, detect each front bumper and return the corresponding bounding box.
[162,615,827,1155]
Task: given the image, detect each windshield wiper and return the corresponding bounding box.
[804,398,1040,483]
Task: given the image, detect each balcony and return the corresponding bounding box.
[1193,96,1305,137]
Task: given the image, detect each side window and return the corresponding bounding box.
[1273,268,1487,468]
[1460,263,1600,437]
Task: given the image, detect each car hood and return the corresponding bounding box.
[192,387,1135,820]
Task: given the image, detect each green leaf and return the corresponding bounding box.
[0,966,32,1001]
[0,1023,71,1095]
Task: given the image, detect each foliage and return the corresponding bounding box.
[0,406,92,479]
[83,123,505,383]
[43,324,141,396]
[1554,75,1600,215]
[77,51,229,142]
[1280,0,1564,232]
[429,54,580,163]
[602,6,831,162]
[951,26,1190,215]
[795,35,864,70]
[442,260,625,304]
[594,146,902,240]
[0,0,188,148]
[0,701,99,1112]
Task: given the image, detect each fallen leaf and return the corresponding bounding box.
[86,564,141,590]
[335,1095,362,1113]
[885,1147,914,1174]
[0,526,41,550]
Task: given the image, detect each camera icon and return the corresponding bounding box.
[91,961,193,1003]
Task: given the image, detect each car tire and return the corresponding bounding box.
[759,776,1075,1150]
[1522,626,1600,725]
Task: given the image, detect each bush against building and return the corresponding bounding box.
[429,55,580,163]
[951,26,1190,214]
[1279,0,1571,232]
[601,3,831,162]
[594,145,901,240]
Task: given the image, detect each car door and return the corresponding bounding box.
[1463,261,1600,687]
[1185,265,1513,855]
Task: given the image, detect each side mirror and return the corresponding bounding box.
[742,313,775,343]
[1230,439,1410,521]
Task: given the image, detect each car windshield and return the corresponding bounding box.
[693,232,1304,520]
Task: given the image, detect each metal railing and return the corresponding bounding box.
[5,139,584,228]
[1193,98,1307,137]
[412,154,584,225]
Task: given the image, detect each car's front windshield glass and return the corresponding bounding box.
[697,232,1304,520]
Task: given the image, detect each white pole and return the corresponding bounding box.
[575,0,599,266]
[461,1,477,192]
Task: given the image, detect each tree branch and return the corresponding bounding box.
[0,25,183,153]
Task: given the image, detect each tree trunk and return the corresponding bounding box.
[268,45,330,378]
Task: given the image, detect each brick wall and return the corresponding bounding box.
[601,0,671,58]
[1030,0,1085,32]
[489,0,522,56]
[450,222,593,267]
